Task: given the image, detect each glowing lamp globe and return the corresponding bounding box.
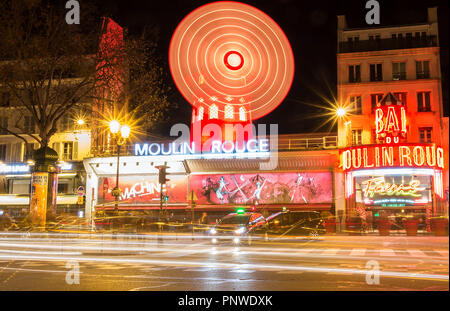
[109,120,120,134]
[169,1,295,149]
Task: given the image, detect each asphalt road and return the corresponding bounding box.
[0,232,448,291]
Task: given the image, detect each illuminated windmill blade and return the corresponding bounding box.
[169,1,295,151]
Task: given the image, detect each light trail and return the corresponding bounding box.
[0,240,447,263]
[0,253,447,282]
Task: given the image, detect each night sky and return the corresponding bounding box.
[91,0,449,137]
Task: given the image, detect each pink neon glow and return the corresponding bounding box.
[169,1,295,120]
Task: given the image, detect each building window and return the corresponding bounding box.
[58,183,69,194]
[416,60,430,79]
[348,65,361,83]
[62,142,73,161]
[371,129,377,144]
[0,144,6,161]
[23,116,35,133]
[25,143,36,160]
[417,92,431,112]
[239,107,246,121]
[197,106,204,121]
[392,62,406,80]
[60,114,72,131]
[352,130,363,146]
[209,104,218,119]
[370,64,382,81]
[419,127,432,143]
[393,92,407,105]
[0,91,10,107]
[0,117,8,134]
[224,105,234,119]
[350,96,362,114]
[370,93,383,112]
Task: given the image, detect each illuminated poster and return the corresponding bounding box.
[355,175,431,206]
[29,172,49,224]
[98,175,188,205]
[189,172,332,205]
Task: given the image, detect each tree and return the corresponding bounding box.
[0,0,171,153]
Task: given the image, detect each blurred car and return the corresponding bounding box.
[265,210,325,237]
[208,210,266,244]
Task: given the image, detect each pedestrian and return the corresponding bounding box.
[200,212,208,225]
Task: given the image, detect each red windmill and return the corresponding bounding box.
[169,1,295,152]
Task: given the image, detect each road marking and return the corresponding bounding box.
[407,249,427,258]
[349,248,366,256]
[322,249,339,256]
[394,249,410,257]
[379,249,396,257]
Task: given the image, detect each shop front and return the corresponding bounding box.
[341,145,446,232]
[0,162,85,218]
[84,150,337,223]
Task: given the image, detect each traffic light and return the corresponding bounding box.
[236,208,245,215]
[156,164,170,184]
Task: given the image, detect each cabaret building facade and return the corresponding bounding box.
[83,134,340,222]
[82,5,448,228]
[336,7,449,227]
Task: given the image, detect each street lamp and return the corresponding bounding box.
[336,107,347,118]
[109,120,131,215]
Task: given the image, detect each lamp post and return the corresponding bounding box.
[109,120,131,215]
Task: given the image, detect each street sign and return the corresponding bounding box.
[77,186,85,196]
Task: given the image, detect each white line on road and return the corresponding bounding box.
[379,249,397,257]
[322,249,339,256]
[407,249,427,258]
[349,248,366,256]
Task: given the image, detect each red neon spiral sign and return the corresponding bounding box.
[169,1,295,120]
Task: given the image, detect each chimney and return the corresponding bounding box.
[337,15,347,30]
[427,7,438,24]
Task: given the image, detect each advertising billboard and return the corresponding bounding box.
[98,175,188,205]
[189,172,332,205]
[29,172,49,224]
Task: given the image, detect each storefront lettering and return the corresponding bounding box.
[342,144,444,171]
[121,181,160,200]
[361,177,425,198]
[135,139,269,156]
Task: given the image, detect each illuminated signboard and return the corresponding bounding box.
[341,144,444,171]
[0,163,73,174]
[135,139,269,157]
[342,92,444,171]
[355,175,430,206]
[361,177,425,198]
[375,94,407,144]
[0,164,30,174]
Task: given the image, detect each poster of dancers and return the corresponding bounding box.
[189,172,332,205]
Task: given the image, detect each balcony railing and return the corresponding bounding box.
[278,136,338,151]
[339,36,438,53]
[90,135,339,157]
